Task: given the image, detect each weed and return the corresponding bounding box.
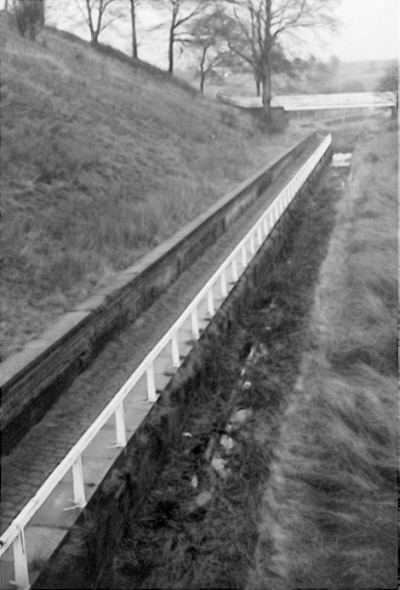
[250,129,397,589]
[219,108,239,128]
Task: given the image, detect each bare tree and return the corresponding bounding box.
[216,0,339,121]
[73,0,126,45]
[183,9,247,92]
[151,0,207,74]
[127,0,139,58]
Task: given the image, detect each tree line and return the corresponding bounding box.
[5,1,398,121]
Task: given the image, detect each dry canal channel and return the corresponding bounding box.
[1,132,352,589]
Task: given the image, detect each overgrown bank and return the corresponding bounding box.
[0,11,305,359]
[1,7,384,364]
[250,127,397,588]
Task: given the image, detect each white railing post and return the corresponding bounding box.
[207,288,215,316]
[232,257,238,282]
[191,307,200,339]
[257,225,263,246]
[146,364,157,402]
[271,205,276,226]
[12,529,30,590]
[263,216,268,236]
[250,233,256,255]
[171,333,180,367]
[115,403,127,448]
[72,456,86,508]
[241,245,247,268]
[220,270,228,297]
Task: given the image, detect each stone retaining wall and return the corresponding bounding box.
[1,132,318,454]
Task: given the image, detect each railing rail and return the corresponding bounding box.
[218,92,395,111]
[0,133,332,590]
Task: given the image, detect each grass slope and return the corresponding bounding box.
[250,125,398,589]
[0,11,304,359]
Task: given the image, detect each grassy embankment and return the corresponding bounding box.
[0,12,305,360]
[250,125,398,589]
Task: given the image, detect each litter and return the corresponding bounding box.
[195,490,212,507]
[220,434,234,452]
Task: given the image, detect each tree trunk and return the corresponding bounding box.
[39,0,45,26]
[261,65,272,124]
[90,31,99,45]
[130,0,138,59]
[262,1,272,125]
[28,20,36,41]
[168,27,174,74]
[199,46,207,92]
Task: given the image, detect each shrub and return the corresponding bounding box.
[13,0,43,41]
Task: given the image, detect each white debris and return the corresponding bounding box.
[242,380,252,390]
[211,453,230,479]
[226,407,253,433]
[195,490,212,507]
[220,434,234,452]
[247,345,258,361]
[182,432,193,438]
[204,436,216,462]
[190,474,198,489]
[331,153,352,168]
[230,408,253,425]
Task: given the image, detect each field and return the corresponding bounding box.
[251,124,397,589]
[0,11,306,360]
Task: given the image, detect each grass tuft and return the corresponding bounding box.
[250,129,397,589]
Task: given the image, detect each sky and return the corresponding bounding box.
[332,0,399,61]
[1,0,399,66]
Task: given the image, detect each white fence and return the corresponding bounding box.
[0,133,332,590]
[272,91,395,111]
[218,92,395,111]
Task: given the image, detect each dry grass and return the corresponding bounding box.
[0,11,306,359]
[250,126,397,589]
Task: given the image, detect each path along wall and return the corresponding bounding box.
[1,132,319,454]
